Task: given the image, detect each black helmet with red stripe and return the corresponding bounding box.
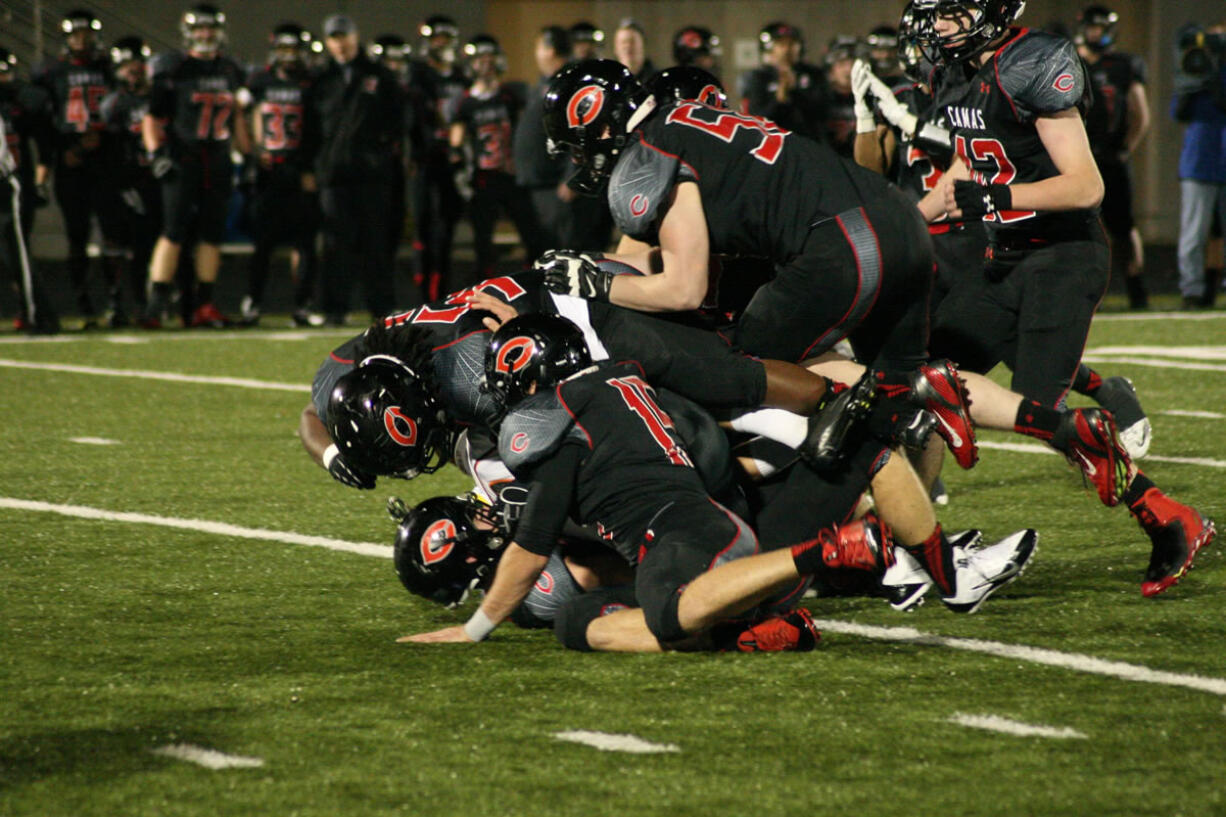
[672,26,721,65]
[483,314,592,413]
[644,66,728,108]
[911,0,1026,64]
[326,354,449,479]
[543,58,650,195]
[390,494,505,608]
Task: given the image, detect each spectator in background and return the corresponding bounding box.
[1172,20,1226,309]
[411,15,468,301]
[864,24,903,85]
[0,49,59,334]
[513,25,572,249]
[614,19,656,83]
[569,22,605,61]
[302,14,403,325]
[672,26,721,77]
[141,4,250,329]
[449,34,546,284]
[34,8,122,328]
[822,36,862,159]
[100,36,156,327]
[369,33,414,306]
[739,22,829,143]
[1077,5,1152,309]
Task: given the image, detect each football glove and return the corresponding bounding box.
[537,249,614,302]
[324,444,377,490]
[850,60,877,134]
[862,67,918,139]
[149,148,178,181]
[953,180,1012,219]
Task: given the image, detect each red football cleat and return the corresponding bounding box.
[1058,408,1134,507]
[817,513,896,574]
[734,608,821,652]
[189,302,229,329]
[911,360,978,469]
[1131,488,1216,597]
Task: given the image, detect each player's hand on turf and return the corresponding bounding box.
[324,445,377,490]
[466,290,520,331]
[397,625,474,644]
[537,249,614,302]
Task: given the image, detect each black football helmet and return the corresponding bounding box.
[867,25,902,74]
[569,21,605,46]
[420,15,459,63]
[911,0,1026,64]
[672,26,721,66]
[897,6,932,83]
[759,21,804,55]
[326,355,449,479]
[543,58,650,195]
[0,49,19,75]
[270,22,311,69]
[645,66,728,108]
[182,4,226,55]
[61,8,102,36]
[483,314,592,413]
[110,36,151,66]
[389,494,506,608]
[369,34,410,64]
[825,35,864,66]
[1077,5,1119,53]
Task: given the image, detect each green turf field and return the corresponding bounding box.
[2,302,1224,817]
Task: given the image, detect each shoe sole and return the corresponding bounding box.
[884,530,979,612]
[942,529,1039,614]
[1141,518,1216,597]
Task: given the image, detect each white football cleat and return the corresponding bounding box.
[882,529,981,612]
[940,529,1038,614]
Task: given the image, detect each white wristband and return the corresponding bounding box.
[322,443,339,469]
[463,608,498,642]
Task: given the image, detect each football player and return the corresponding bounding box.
[142,4,250,328]
[613,19,655,83]
[906,0,1215,596]
[822,35,863,158]
[99,37,156,327]
[672,27,721,76]
[449,35,548,284]
[33,9,124,328]
[239,22,319,327]
[0,50,59,335]
[1076,4,1151,309]
[568,22,605,61]
[410,15,468,301]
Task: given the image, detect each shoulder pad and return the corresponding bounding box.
[149,51,186,80]
[997,32,1087,119]
[607,137,679,242]
[498,391,583,473]
[431,331,502,426]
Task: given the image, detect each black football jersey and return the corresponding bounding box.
[149,51,246,149]
[502,361,708,562]
[246,67,310,163]
[890,83,946,202]
[101,86,151,176]
[32,52,112,142]
[0,81,54,183]
[454,85,522,173]
[608,101,898,262]
[936,28,1095,235]
[1083,52,1146,157]
[737,62,830,143]
[412,60,469,149]
[824,89,858,159]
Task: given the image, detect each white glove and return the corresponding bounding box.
[851,60,877,134]
[864,68,918,139]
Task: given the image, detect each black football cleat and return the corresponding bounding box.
[1131,488,1216,597]
[799,370,877,470]
[940,529,1038,614]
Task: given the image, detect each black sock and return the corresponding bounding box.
[1014,399,1063,443]
[1121,470,1155,509]
[1071,365,1103,396]
[196,281,215,305]
[901,524,955,596]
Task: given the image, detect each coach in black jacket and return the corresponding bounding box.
[303,14,404,325]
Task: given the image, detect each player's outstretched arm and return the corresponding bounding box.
[605,182,709,312]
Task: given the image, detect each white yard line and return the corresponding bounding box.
[553,731,680,754]
[150,744,264,769]
[0,497,390,559]
[0,358,309,392]
[1162,410,1226,420]
[977,439,1226,469]
[69,437,120,445]
[948,713,1087,740]
[0,329,353,345]
[1086,346,1226,361]
[4,496,1225,698]
[1093,311,1226,322]
[1079,355,1226,373]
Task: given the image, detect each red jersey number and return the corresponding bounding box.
[665,102,788,165]
[259,102,302,151]
[191,91,234,140]
[606,375,693,468]
[385,276,529,327]
[475,122,511,172]
[65,85,106,133]
[954,134,1036,223]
